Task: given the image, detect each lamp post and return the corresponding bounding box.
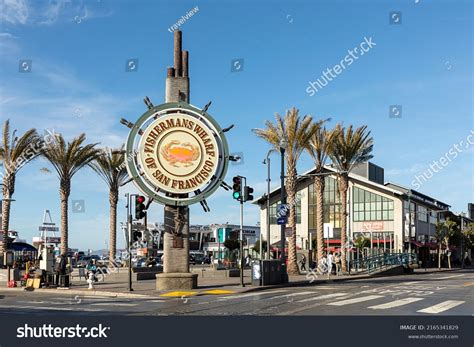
[263,149,275,260]
[279,138,288,283]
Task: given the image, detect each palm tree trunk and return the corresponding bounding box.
[314,175,325,263]
[286,165,299,275]
[109,189,118,266]
[1,175,14,255]
[59,181,70,255]
[438,243,441,269]
[447,241,451,269]
[338,175,349,272]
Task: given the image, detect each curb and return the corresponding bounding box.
[0,287,153,299]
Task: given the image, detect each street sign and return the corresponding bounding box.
[277,216,287,225]
[277,204,288,217]
[323,223,333,238]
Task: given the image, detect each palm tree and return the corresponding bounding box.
[0,120,39,255]
[253,107,320,275]
[329,124,373,272]
[42,133,100,255]
[90,146,128,265]
[306,126,336,264]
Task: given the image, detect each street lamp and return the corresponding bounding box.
[279,138,288,283]
[262,149,276,260]
[460,212,466,269]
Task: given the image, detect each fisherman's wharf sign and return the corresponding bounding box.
[126,102,229,206]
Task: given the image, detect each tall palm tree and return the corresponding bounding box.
[329,124,373,272]
[0,120,39,255]
[42,133,100,255]
[253,107,320,275]
[89,146,128,265]
[306,126,336,264]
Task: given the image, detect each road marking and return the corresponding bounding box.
[433,274,464,280]
[0,305,104,312]
[90,302,137,307]
[368,297,424,310]
[160,291,198,297]
[147,299,166,303]
[201,289,236,295]
[417,300,465,314]
[297,293,348,303]
[327,295,384,306]
[270,291,315,300]
[218,290,287,300]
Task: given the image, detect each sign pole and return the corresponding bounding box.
[240,188,245,287]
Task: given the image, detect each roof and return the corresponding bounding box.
[255,164,405,205]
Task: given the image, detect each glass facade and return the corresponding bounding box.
[308,176,341,229]
[418,206,428,222]
[269,192,301,224]
[353,187,394,221]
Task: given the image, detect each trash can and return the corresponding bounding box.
[251,260,262,286]
[262,260,284,285]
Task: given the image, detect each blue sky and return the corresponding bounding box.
[0,0,472,251]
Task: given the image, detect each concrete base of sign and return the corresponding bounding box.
[156,272,198,290]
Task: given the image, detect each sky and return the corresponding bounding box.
[0,0,472,251]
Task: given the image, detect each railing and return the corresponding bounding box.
[350,252,418,274]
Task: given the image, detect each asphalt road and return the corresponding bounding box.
[0,269,472,316]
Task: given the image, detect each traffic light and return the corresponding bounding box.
[135,195,146,220]
[232,176,242,201]
[132,230,142,242]
[243,186,254,202]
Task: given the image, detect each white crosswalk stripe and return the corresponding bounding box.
[327,295,384,306]
[297,293,348,303]
[218,290,287,300]
[270,291,315,300]
[433,274,464,280]
[90,302,137,307]
[417,300,465,314]
[368,297,424,310]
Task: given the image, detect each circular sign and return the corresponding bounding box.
[138,113,219,194]
[125,102,230,207]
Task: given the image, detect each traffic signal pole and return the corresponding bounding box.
[240,197,245,287]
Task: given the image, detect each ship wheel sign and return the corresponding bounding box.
[125,102,230,207]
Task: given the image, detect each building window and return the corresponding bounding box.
[308,176,341,229]
[418,206,428,223]
[353,187,394,221]
[269,192,301,224]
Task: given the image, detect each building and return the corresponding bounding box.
[255,162,471,266]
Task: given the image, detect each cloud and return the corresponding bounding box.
[0,0,29,25]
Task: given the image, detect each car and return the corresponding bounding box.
[77,255,101,268]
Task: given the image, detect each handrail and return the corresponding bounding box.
[350,252,418,274]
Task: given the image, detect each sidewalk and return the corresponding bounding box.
[0,266,466,299]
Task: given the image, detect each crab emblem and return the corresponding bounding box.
[160,140,200,167]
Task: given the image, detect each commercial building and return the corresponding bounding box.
[255,162,472,266]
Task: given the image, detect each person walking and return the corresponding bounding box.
[335,253,342,276]
[54,253,67,287]
[327,252,334,275]
[299,254,307,271]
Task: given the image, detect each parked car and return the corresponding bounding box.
[77,255,101,268]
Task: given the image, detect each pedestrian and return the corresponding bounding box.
[299,254,307,271]
[318,253,327,275]
[327,252,334,275]
[54,253,67,287]
[335,253,342,276]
